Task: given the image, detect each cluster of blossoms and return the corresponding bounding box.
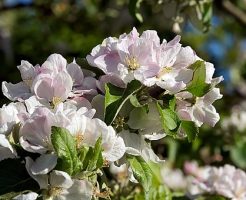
[185,162,246,200]
[0,28,223,199]
[1,54,125,199]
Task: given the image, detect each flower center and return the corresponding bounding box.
[24,78,33,87]
[75,132,84,149]
[49,186,63,197]
[52,96,62,108]
[156,67,172,79]
[125,56,140,70]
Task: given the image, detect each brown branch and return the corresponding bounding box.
[222,0,246,24]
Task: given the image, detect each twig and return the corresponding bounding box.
[222,0,246,24]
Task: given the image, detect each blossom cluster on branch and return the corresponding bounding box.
[0,28,223,199]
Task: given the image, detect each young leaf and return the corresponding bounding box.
[156,102,180,136]
[187,60,211,97]
[0,159,39,195]
[130,94,143,107]
[86,137,103,171]
[51,126,82,175]
[180,121,199,142]
[104,80,142,125]
[127,155,153,197]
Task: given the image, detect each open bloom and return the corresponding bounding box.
[196,165,246,200]
[0,102,25,135]
[87,28,160,84]
[2,61,39,101]
[119,130,163,163]
[25,157,93,200]
[176,88,223,127]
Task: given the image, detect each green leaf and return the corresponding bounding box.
[180,121,199,142]
[128,0,143,23]
[51,126,82,175]
[187,60,211,97]
[86,137,103,171]
[0,159,39,195]
[230,139,246,169]
[156,102,180,136]
[78,146,89,166]
[127,155,153,197]
[104,80,142,125]
[130,94,143,107]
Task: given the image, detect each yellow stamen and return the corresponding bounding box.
[24,78,33,87]
[125,56,140,70]
[75,132,84,149]
[49,187,63,197]
[103,159,109,167]
[52,96,62,107]
[156,67,172,79]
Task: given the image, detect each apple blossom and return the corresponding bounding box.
[119,130,164,163]
[176,88,223,127]
[0,102,25,135]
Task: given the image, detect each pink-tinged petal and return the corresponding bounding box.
[25,157,48,189]
[203,105,220,127]
[2,81,32,101]
[97,74,125,93]
[81,76,97,90]
[67,62,84,87]
[33,72,73,102]
[83,118,107,146]
[157,35,181,67]
[86,37,121,74]
[24,96,49,114]
[205,62,215,83]
[192,106,206,127]
[19,107,54,153]
[173,46,197,69]
[141,30,160,46]
[176,68,193,83]
[67,97,92,110]
[45,53,67,73]
[31,154,57,175]
[49,170,73,189]
[53,72,73,100]
[0,102,25,135]
[32,74,54,101]
[203,88,223,105]
[103,135,125,162]
[17,60,37,86]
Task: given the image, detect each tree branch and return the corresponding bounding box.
[221,0,246,24]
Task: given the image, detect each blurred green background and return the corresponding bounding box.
[1,0,246,169]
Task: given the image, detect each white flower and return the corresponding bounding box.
[161,166,187,191]
[25,157,93,200]
[119,130,164,163]
[13,192,39,200]
[0,102,25,135]
[176,88,223,127]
